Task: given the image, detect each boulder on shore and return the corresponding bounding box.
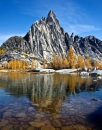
[90,70,102,76]
[56,69,77,74]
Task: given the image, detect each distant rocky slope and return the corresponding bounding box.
[1,10,102,63]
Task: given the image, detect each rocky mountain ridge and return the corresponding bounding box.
[1,10,102,63]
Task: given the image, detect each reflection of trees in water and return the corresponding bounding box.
[53,74,92,94]
[0,72,30,96]
[0,72,100,98]
[0,73,101,116]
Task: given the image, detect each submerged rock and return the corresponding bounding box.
[29,121,45,127]
[73,125,87,130]
[1,125,13,130]
[28,107,35,112]
[3,111,12,118]
[0,120,9,127]
[51,119,62,127]
[41,125,55,130]
[61,126,74,130]
[15,112,27,118]
[92,98,99,101]
[27,127,35,130]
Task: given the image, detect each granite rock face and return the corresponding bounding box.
[24,10,67,61]
[71,35,102,60]
[2,36,30,53]
[1,10,102,62]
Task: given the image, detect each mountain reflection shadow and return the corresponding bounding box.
[0,72,98,118]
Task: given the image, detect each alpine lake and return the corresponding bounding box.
[0,72,102,130]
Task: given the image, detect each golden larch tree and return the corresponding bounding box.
[43,58,46,69]
[99,61,102,70]
[63,58,69,68]
[85,57,92,69]
[58,57,63,69]
[8,59,29,70]
[77,55,85,69]
[31,61,35,69]
[94,60,100,68]
[67,47,77,68]
[53,53,58,69]
[0,47,5,54]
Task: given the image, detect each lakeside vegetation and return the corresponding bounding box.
[0,47,102,70]
[49,47,102,70]
[0,47,5,54]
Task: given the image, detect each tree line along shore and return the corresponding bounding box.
[0,47,102,71]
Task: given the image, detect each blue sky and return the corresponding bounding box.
[0,0,102,45]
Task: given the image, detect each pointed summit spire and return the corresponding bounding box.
[47,10,56,22]
[47,10,60,25]
[48,10,55,15]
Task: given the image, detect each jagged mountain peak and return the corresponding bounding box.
[1,10,102,62]
[46,10,60,26]
[23,10,66,61]
[47,10,56,17]
[33,10,57,25]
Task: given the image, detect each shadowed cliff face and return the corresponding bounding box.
[71,35,102,60]
[1,10,102,61]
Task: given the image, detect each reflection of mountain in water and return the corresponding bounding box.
[0,73,102,115]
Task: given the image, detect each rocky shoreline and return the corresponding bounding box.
[0,68,78,74]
